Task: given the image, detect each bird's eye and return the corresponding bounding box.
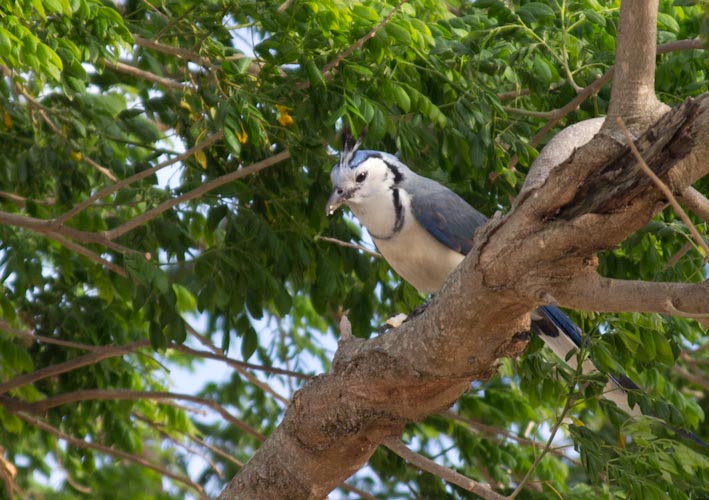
[355,172,367,183]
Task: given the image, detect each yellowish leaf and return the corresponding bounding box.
[236,124,248,144]
[195,149,207,169]
[276,105,294,127]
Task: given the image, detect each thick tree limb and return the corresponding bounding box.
[549,275,709,327]
[483,95,709,290]
[604,0,667,130]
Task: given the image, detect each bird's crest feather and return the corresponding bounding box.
[339,126,366,170]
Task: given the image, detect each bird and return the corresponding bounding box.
[326,129,638,415]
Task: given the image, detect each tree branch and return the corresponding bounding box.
[295,0,408,90]
[103,59,191,91]
[16,412,208,500]
[548,274,709,321]
[23,389,265,441]
[317,235,382,259]
[0,319,102,352]
[604,0,666,130]
[382,438,507,500]
[54,131,224,225]
[104,149,291,240]
[616,116,709,257]
[678,186,709,223]
[443,410,581,465]
[0,340,150,396]
[508,37,703,170]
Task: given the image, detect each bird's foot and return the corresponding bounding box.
[380,301,430,331]
[382,313,408,330]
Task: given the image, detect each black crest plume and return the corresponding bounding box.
[339,126,366,169]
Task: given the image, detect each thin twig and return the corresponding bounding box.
[318,235,382,258]
[53,448,93,494]
[339,482,379,500]
[674,365,709,391]
[54,130,224,225]
[174,343,309,380]
[506,38,704,170]
[17,412,209,500]
[443,410,581,466]
[0,320,101,352]
[26,388,265,441]
[382,438,507,500]
[0,446,18,500]
[104,59,190,91]
[507,69,614,170]
[508,369,582,498]
[502,107,559,119]
[83,154,118,182]
[616,117,709,259]
[48,232,127,277]
[321,0,408,79]
[0,191,55,207]
[0,340,151,396]
[664,241,692,270]
[134,413,226,478]
[296,0,408,90]
[663,300,709,319]
[184,325,295,405]
[105,149,291,240]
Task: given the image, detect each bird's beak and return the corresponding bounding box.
[326,188,346,216]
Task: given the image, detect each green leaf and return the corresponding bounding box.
[583,9,606,26]
[172,284,197,313]
[43,0,72,16]
[391,85,411,112]
[224,126,242,156]
[385,21,412,44]
[0,407,23,433]
[533,55,553,85]
[657,12,680,33]
[517,2,556,24]
[273,285,292,317]
[240,324,258,361]
[304,58,326,88]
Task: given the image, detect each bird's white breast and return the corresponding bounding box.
[374,219,465,293]
[348,189,465,293]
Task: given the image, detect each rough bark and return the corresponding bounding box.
[217,93,709,500]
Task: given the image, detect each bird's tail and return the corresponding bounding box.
[531,305,640,416]
[532,305,709,448]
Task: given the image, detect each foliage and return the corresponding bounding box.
[0,0,707,498]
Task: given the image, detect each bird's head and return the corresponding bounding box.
[326,130,405,216]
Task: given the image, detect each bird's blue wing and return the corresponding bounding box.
[405,175,487,255]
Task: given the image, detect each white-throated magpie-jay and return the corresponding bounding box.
[326,130,639,414]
